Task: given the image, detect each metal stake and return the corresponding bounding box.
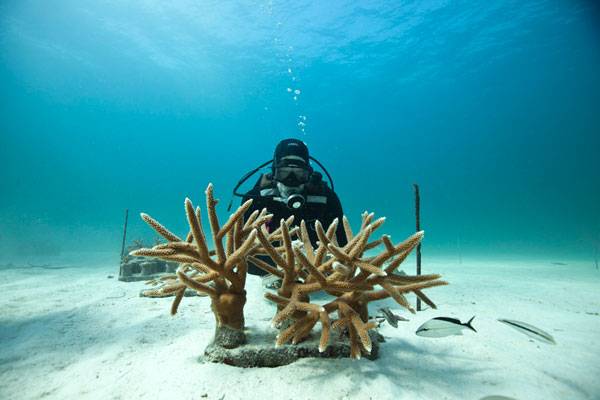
[413,184,422,311]
[119,209,129,277]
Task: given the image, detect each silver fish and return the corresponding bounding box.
[479,396,518,400]
[416,316,476,338]
[498,319,556,344]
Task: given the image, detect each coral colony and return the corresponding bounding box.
[131,184,447,361]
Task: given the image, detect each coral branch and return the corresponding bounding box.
[140,213,182,242]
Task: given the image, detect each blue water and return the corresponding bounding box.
[0,1,598,261]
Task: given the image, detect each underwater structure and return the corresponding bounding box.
[119,239,179,282]
[131,184,447,365]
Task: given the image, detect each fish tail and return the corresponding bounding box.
[465,316,477,332]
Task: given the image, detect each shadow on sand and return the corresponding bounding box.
[0,300,197,370]
[294,336,485,397]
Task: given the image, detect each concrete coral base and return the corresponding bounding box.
[203,329,384,367]
[138,288,202,298]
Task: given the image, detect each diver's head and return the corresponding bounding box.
[272,138,312,187]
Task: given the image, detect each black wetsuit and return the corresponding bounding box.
[242,173,347,276]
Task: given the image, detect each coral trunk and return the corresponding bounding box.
[211,290,247,348]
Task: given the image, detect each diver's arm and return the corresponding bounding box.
[242,187,261,221]
[242,174,269,221]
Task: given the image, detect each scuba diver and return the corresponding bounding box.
[228,138,347,277]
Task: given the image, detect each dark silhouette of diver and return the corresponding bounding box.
[228,138,347,278]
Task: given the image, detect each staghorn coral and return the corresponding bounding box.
[131,183,275,348]
[257,214,447,359]
[133,184,447,360]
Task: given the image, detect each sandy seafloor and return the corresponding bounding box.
[1,252,599,400]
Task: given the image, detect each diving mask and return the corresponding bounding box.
[273,166,311,186]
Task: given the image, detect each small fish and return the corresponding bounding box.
[378,307,409,328]
[416,316,476,338]
[498,319,556,344]
[479,396,518,400]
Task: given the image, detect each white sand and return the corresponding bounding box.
[1,253,599,400]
